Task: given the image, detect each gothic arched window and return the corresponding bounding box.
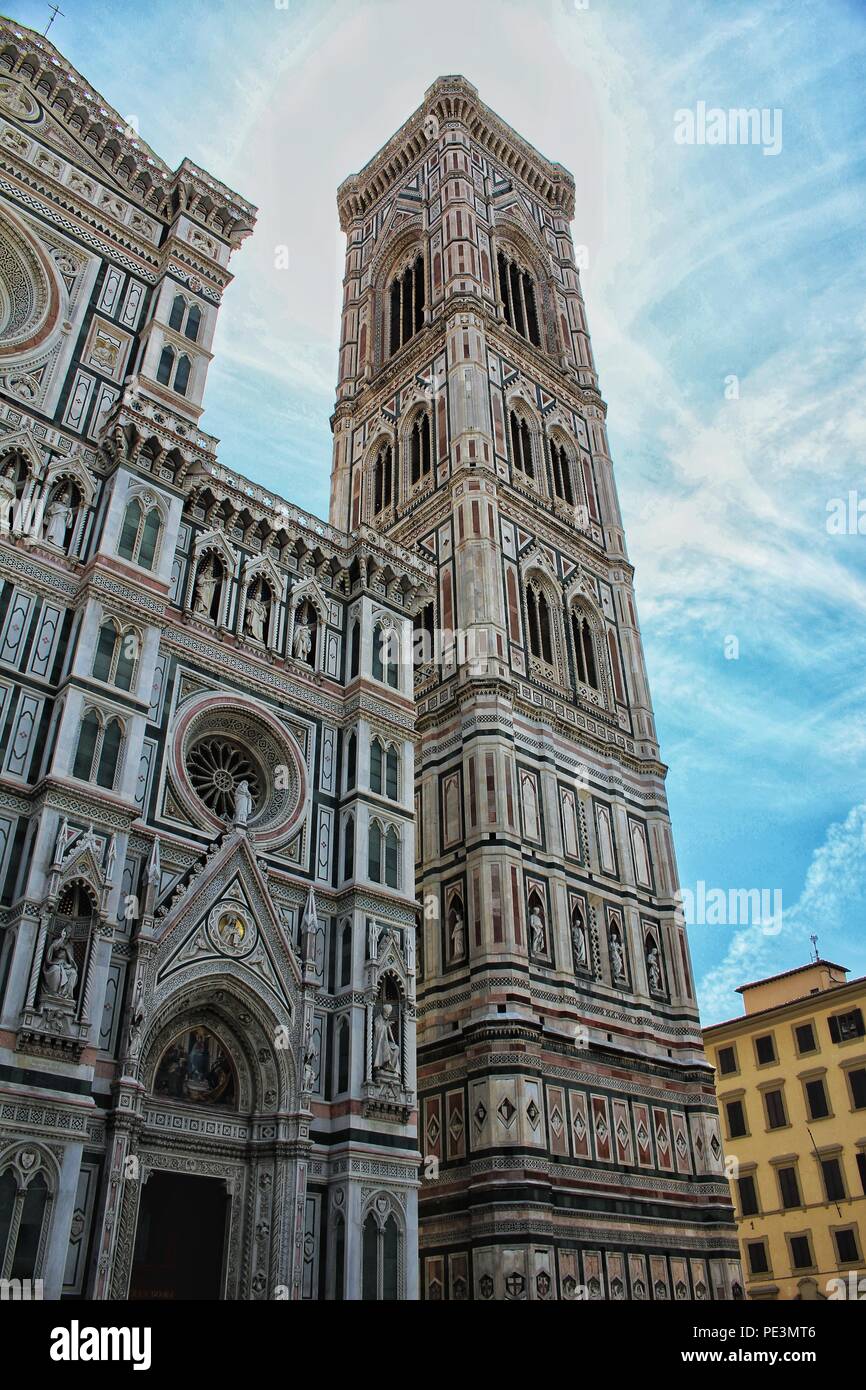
[570,606,598,689]
[409,411,432,486]
[93,621,139,691]
[550,438,575,505]
[509,411,534,479]
[372,443,394,515]
[345,731,357,791]
[117,497,162,570]
[343,814,355,880]
[169,294,185,332]
[386,746,399,801]
[348,620,360,679]
[372,622,400,689]
[370,738,383,795]
[96,716,123,789]
[156,344,174,386]
[368,820,382,882]
[388,253,425,356]
[174,354,192,396]
[73,710,123,789]
[0,1157,51,1282]
[340,921,352,989]
[526,583,554,665]
[385,826,400,888]
[362,1206,403,1300]
[497,249,541,348]
[184,304,202,343]
[336,1016,350,1094]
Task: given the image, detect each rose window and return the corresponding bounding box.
[185,736,264,821]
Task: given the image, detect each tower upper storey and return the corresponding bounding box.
[332,75,597,418]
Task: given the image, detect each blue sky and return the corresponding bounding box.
[9,0,865,1021]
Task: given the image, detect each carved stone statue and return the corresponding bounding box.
[450,911,465,959]
[245,589,268,642]
[646,943,662,992]
[45,487,73,546]
[43,928,78,1000]
[303,1039,318,1092]
[293,618,312,664]
[572,914,587,968]
[127,978,145,1054]
[372,1002,400,1078]
[530,905,546,955]
[233,779,252,827]
[610,930,625,980]
[193,558,218,618]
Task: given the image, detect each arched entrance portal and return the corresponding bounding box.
[107,979,303,1301]
[130,1172,229,1301]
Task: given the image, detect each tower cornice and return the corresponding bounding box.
[337,74,575,230]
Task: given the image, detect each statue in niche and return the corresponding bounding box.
[245,586,268,642]
[571,911,587,969]
[529,902,546,955]
[193,557,219,618]
[233,779,252,827]
[646,942,662,992]
[450,909,465,960]
[610,928,625,980]
[303,1037,318,1092]
[372,1001,401,1078]
[45,486,74,546]
[42,927,78,1000]
[293,617,312,663]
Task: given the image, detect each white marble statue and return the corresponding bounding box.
[45,487,73,546]
[610,931,625,979]
[234,779,252,827]
[450,911,465,959]
[572,915,587,967]
[43,928,78,1000]
[245,589,268,642]
[530,905,546,955]
[194,558,218,617]
[647,944,662,992]
[373,1003,400,1076]
[293,618,312,663]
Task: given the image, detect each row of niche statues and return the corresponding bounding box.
[190,557,315,663]
[444,897,664,992]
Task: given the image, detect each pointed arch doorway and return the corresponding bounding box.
[130,1171,229,1301]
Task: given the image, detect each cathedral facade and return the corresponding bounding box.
[0,19,738,1302]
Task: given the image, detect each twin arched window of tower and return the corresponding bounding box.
[118,496,162,570]
[156,344,192,396]
[372,443,394,515]
[169,293,202,343]
[73,709,124,789]
[370,739,399,800]
[388,254,425,357]
[368,821,400,888]
[92,619,139,692]
[497,250,541,348]
[509,411,534,480]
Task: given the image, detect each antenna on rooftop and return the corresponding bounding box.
[44,4,64,36]
[809,933,819,962]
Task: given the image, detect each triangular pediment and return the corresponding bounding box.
[154,829,302,1008]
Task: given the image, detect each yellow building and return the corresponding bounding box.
[703,959,866,1300]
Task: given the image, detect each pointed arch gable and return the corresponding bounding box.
[44,452,96,505]
[192,526,239,576]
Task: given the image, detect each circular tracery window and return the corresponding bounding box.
[185,736,264,821]
[171,693,308,848]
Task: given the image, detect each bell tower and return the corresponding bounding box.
[331,77,740,1302]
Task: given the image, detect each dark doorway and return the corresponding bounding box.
[130,1172,228,1300]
